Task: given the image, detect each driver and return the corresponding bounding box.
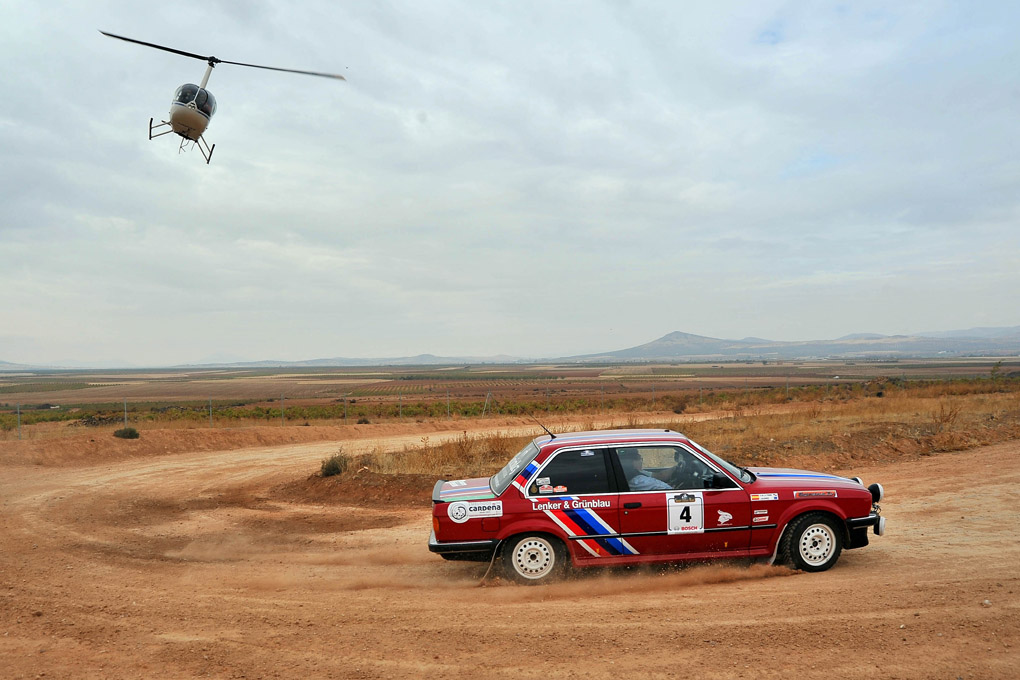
[668,449,702,489]
[618,449,672,491]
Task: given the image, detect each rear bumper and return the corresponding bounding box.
[428,530,499,561]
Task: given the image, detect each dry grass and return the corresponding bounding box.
[364,431,532,477]
[367,390,1020,478]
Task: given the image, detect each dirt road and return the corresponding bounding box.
[1,428,1018,679]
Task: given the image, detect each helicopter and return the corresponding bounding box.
[100,31,345,163]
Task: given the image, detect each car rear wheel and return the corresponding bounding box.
[502,534,567,584]
[781,513,843,572]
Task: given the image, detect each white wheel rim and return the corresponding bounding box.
[798,524,836,566]
[513,538,555,579]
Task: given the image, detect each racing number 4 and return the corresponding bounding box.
[667,491,705,535]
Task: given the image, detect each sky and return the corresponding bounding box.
[2,1,1018,366]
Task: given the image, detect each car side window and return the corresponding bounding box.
[529,449,611,496]
[612,446,717,491]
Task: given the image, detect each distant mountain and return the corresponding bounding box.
[835,333,888,341]
[4,325,1019,369]
[173,353,524,368]
[915,325,1020,340]
[570,328,1020,362]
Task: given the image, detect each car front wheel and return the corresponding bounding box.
[502,534,567,584]
[781,513,843,572]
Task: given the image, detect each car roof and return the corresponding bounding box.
[535,429,692,454]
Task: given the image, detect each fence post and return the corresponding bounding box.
[344,396,348,425]
[17,403,21,440]
[208,397,213,427]
[482,392,491,416]
[123,398,127,427]
[281,394,285,426]
[447,390,451,418]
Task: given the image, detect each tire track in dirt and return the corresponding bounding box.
[1,429,1018,679]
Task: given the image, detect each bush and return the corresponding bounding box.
[357,417,371,425]
[113,427,139,439]
[320,450,349,477]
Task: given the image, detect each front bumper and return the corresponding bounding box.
[846,511,886,536]
[428,530,499,561]
[845,511,886,549]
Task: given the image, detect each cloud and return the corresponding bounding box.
[0,0,1018,364]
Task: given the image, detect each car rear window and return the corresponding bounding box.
[530,448,612,495]
[491,442,540,494]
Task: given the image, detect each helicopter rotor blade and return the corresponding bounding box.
[100,31,214,63]
[100,30,345,80]
[215,59,346,80]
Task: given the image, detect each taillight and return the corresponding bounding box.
[432,516,440,534]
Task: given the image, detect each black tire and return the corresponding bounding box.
[501,534,567,584]
[779,513,843,572]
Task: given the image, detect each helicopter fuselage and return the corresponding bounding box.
[169,83,217,141]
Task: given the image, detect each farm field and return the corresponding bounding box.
[2,358,1016,441]
[0,406,1017,679]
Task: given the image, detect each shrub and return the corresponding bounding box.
[357,417,371,425]
[320,450,349,477]
[113,427,139,439]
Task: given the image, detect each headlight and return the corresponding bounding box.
[868,482,884,503]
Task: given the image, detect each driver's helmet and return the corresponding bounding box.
[672,449,686,470]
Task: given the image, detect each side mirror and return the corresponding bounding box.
[710,472,731,489]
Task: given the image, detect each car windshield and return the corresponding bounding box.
[687,439,755,483]
[490,441,539,494]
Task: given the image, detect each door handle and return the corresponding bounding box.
[624,502,642,509]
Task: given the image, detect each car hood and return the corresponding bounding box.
[434,476,496,502]
[746,466,865,490]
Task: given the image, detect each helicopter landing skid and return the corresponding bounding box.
[148,118,215,164]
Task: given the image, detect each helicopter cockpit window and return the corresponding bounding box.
[174,84,200,105]
[197,89,216,116]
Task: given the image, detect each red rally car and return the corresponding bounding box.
[429,429,885,583]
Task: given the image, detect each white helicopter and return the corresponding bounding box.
[100,31,345,163]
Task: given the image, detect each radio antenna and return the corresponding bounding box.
[529,415,556,439]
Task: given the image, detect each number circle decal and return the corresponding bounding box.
[448,502,469,523]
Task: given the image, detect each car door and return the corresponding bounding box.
[525,447,634,559]
[610,445,751,557]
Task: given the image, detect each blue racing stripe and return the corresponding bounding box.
[756,473,844,480]
[592,537,623,556]
[563,508,602,537]
[518,462,539,481]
